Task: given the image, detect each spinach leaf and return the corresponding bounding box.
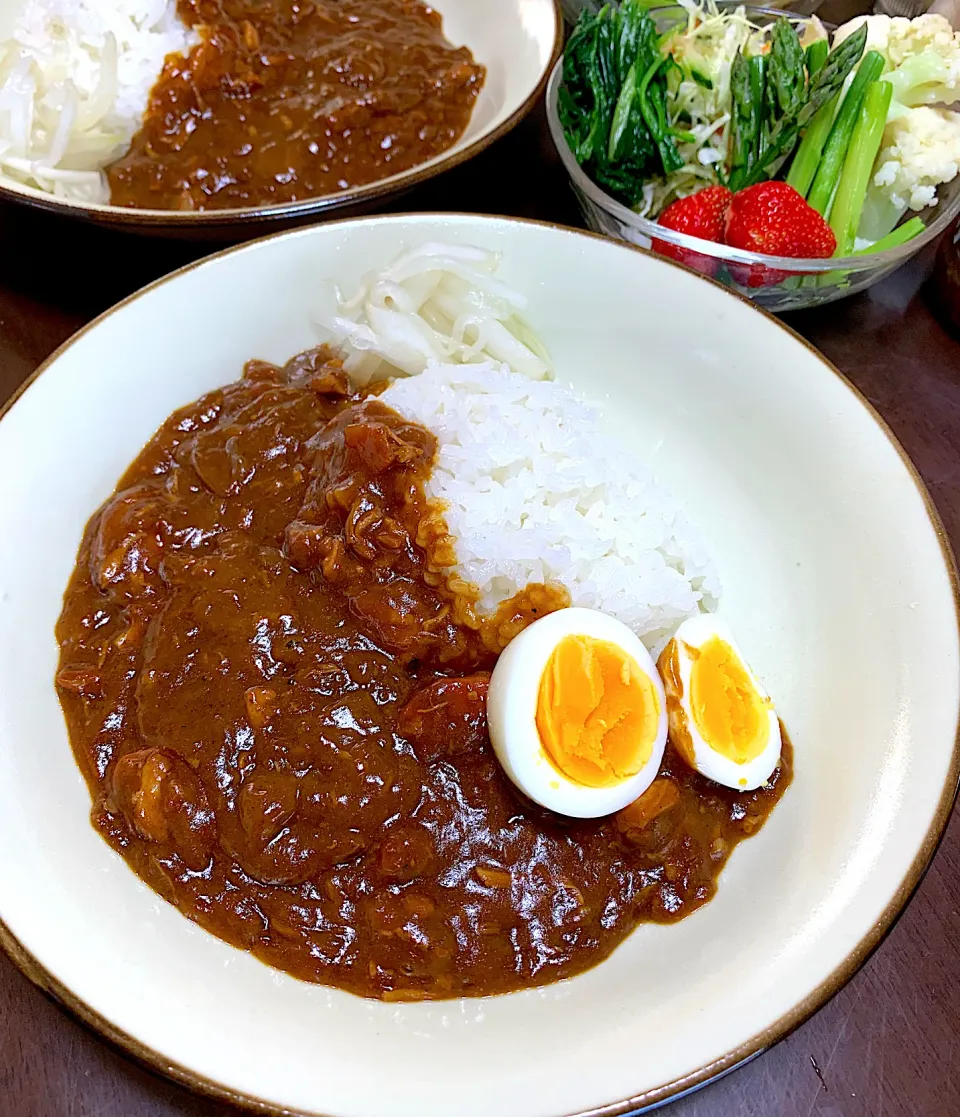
[558,1,683,208]
[608,60,642,162]
[638,57,684,175]
[616,0,648,83]
[558,9,617,165]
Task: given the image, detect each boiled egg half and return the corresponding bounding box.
[487,608,668,818]
[657,615,781,791]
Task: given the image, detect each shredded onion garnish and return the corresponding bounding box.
[314,243,553,387]
[0,0,197,203]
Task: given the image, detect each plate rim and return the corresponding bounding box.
[0,212,957,1117]
[0,0,563,230]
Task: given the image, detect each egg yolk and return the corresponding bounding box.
[688,636,769,763]
[535,634,660,788]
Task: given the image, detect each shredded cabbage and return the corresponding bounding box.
[0,0,197,203]
[314,244,553,387]
[640,0,826,216]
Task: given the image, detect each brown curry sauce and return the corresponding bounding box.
[107,0,485,211]
[55,347,791,1001]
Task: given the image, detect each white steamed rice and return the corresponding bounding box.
[318,243,719,652]
[379,361,719,654]
[0,0,198,202]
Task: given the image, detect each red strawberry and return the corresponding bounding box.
[652,185,732,277]
[723,182,836,288]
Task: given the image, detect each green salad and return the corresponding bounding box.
[558,1,960,258]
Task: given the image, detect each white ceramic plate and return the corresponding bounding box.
[0,215,957,1117]
[0,0,561,236]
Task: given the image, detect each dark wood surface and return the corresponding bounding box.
[1,84,960,1117]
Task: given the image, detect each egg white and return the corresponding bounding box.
[662,615,781,791]
[487,608,668,818]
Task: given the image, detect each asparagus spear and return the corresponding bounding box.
[768,17,806,120]
[728,52,769,190]
[737,23,868,190]
[785,39,835,196]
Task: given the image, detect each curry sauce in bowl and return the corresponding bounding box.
[107,1,485,213]
[0,0,560,236]
[55,343,791,1002]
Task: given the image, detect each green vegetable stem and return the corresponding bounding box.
[638,58,685,175]
[785,39,836,197]
[852,216,925,255]
[786,92,839,196]
[608,61,641,161]
[806,50,886,217]
[829,79,894,256]
[804,39,829,78]
[752,55,770,159]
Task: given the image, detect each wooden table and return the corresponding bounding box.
[1,93,959,1117]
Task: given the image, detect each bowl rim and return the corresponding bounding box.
[0,211,957,1117]
[545,5,960,275]
[0,0,563,229]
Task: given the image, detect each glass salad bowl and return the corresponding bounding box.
[546,6,960,313]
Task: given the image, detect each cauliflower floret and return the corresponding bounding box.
[859,105,960,239]
[834,14,960,67]
[834,15,960,107]
[881,14,958,67]
[875,106,960,209]
[833,14,894,57]
[885,51,960,110]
